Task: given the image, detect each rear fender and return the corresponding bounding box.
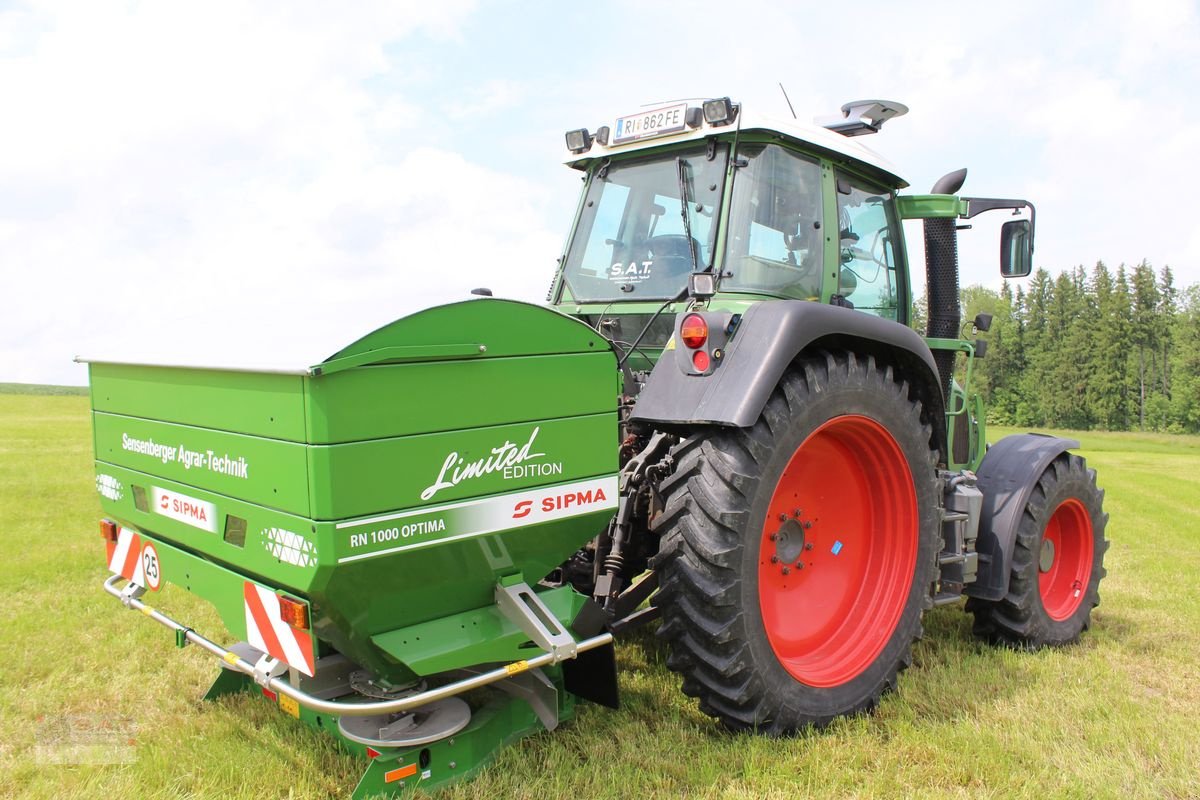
[630,300,947,461]
[966,433,1079,601]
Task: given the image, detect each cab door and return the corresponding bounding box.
[833,173,908,323]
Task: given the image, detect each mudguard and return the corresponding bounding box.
[630,300,948,459]
[966,433,1079,601]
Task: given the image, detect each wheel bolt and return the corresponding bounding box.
[804,521,812,530]
[796,562,804,569]
[770,555,779,563]
[779,513,788,521]
[782,567,790,575]
[804,542,813,551]
[769,533,777,541]
[793,509,802,517]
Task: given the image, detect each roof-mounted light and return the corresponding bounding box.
[820,99,909,137]
[565,128,593,154]
[702,97,737,126]
[593,126,610,146]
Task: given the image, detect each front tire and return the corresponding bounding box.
[652,351,941,733]
[967,453,1108,648]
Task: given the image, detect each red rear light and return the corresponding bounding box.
[680,314,708,349]
[692,350,711,372]
[277,595,310,630]
[100,519,119,543]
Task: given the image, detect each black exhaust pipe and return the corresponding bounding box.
[924,168,967,399]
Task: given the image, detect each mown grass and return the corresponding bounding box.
[0,398,1196,799]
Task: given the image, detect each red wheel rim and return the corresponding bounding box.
[1038,498,1094,621]
[757,415,918,687]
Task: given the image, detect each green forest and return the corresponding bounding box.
[940,261,1200,433]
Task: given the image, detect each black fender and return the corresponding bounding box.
[966,433,1079,601]
[630,300,948,460]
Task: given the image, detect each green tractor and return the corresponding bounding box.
[82,97,1108,796]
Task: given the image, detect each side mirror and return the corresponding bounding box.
[1000,219,1033,277]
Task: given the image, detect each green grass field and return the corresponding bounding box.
[1,395,1197,799]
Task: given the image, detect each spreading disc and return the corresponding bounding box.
[337,697,471,747]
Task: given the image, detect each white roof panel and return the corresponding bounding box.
[565,105,909,188]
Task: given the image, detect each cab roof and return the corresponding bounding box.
[564,103,909,189]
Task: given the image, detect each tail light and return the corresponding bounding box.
[100,519,119,543]
[277,595,310,630]
[680,314,709,349]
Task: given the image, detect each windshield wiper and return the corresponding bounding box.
[676,157,700,273]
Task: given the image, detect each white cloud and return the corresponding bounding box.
[0,0,573,385]
[444,78,525,120]
[3,0,1200,385]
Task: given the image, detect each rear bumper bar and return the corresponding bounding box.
[103,575,613,718]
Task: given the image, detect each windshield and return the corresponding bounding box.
[561,145,726,302]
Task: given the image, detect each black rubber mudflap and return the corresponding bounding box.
[563,642,620,710]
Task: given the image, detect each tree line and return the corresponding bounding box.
[930,261,1199,433]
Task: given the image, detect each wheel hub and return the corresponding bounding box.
[772,516,807,565]
[1039,539,1055,572]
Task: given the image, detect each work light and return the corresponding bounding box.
[565,128,593,154]
[702,97,735,126]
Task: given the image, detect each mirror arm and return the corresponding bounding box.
[960,197,1036,242]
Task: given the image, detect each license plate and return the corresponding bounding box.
[613,102,689,144]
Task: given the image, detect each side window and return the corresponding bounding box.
[577,183,630,275]
[723,144,824,300]
[835,175,902,320]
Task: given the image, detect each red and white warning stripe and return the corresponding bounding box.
[106,526,143,584]
[243,582,315,677]
[106,528,162,590]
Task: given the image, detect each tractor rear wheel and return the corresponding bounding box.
[652,351,940,733]
[966,454,1108,648]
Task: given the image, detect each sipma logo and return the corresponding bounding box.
[151,486,218,533]
[420,427,563,501]
[512,487,607,519]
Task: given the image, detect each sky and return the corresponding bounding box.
[2,0,1198,385]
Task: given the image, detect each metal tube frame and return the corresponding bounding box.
[103,575,613,718]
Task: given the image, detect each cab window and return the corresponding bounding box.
[835,175,903,321]
[722,144,824,300]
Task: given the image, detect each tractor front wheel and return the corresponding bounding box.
[652,351,941,733]
[967,453,1108,648]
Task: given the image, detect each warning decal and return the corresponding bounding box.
[243,582,316,677]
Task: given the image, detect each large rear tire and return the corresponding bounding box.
[652,351,941,733]
[966,453,1108,648]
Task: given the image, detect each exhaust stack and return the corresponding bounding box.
[924,168,968,398]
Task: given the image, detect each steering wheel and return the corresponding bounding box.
[842,229,890,279]
[646,234,697,260]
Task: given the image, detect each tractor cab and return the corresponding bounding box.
[551,96,1036,474]
[551,98,916,368]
